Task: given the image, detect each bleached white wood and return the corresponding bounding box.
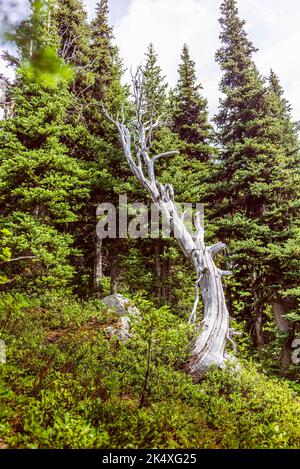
[103,70,236,381]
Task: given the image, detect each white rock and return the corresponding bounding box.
[101,294,140,341]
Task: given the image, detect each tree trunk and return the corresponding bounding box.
[158,198,232,382]
[161,245,167,301]
[272,299,292,368]
[251,272,265,350]
[110,263,118,295]
[186,247,231,381]
[160,243,170,303]
[254,306,264,350]
[93,237,103,291]
[154,244,162,300]
[155,242,170,304]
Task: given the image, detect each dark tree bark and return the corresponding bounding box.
[272,298,292,370]
[254,306,264,350]
[110,262,119,295]
[93,237,103,291]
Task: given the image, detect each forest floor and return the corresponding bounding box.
[0,291,300,449]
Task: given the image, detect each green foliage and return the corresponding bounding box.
[200,365,300,448]
[53,0,131,294]
[8,0,74,87]
[0,3,90,289]
[142,43,168,120]
[0,228,12,284]
[0,0,300,450]
[20,45,74,88]
[1,213,77,288]
[0,78,90,288]
[0,291,300,449]
[210,0,300,364]
[171,44,215,163]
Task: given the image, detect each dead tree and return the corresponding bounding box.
[103,70,237,381]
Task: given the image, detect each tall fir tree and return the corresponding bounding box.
[142,43,167,120]
[55,0,92,94]
[88,0,133,295]
[0,0,89,290]
[89,0,128,139]
[55,0,130,295]
[213,0,300,368]
[168,44,217,314]
[264,70,300,367]
[171,44,215,163]
[170,44,216,219]
[53,0,126,294]
[141,44,174,305]
[134,44,202,311]
[91,0,117,105]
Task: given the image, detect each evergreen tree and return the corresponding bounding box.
[91,0,116,104]
[167,45,217,313]
[171,44,215,162]
[141,44,173,305]
[213,0,300,366]
[53,0,121,293]
[87,0,132,295]
[89,0,128,139]
[55,0,92,94]
[56,0,129,294]
[129,44,201,311]
[267,69,300,157]
[170,44,216,212]
[0,0,89,290]
[142,43,167,120]
[213,0,273,348]
[264,71,300,365]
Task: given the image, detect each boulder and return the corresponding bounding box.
[101,294,140,341]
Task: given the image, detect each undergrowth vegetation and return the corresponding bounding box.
[0,292,300,449]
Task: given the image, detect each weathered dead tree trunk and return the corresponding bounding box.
[103,70,236,381]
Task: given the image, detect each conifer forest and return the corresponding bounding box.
[0,0,300,451]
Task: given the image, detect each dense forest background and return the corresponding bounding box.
[0,0,300,449]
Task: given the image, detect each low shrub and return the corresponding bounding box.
[0,291,300,448]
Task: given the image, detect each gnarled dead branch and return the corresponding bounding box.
[103,69,237,381]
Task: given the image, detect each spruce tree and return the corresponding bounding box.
[0,0,89,290]
[141,44,173,305]
[213,0,273,349]
[89,0,128,138]
[53,0,121,293]
[267,69,300,157]
[168,45,217,313]
[171,44,214,162]
[264,71,300,365]
[88,0,133,294]
[142,43,167,120]
[213,0,300,364]
[134,44,200,311]
[91,0,118,105]
[56,0,129,294]
[55,0,92,94]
